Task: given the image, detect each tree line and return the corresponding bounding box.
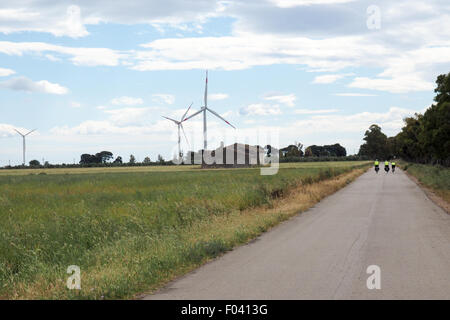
[359,72,450,166]
[278,142,347,158]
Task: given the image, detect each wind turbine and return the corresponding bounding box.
[182,71,235,150]
[162,103,193,160]
[14,128,36,166]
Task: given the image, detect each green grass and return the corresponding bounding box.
[401,161,450,202]
[0,161,369,299]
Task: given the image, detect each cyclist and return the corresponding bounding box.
[374,159,379,173]
[391,161,396,173]
[384,160,390,173]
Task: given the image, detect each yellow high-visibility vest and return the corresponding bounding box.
[392,162,396,165]
[374,161,379,165]
[385,161,389,166]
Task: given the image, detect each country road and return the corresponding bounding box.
[144,168,450,300]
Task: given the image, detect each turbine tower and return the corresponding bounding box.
[162,103,193,160]
[14,128,36,166]
[183,71,235,150]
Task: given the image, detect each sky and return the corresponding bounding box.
[0,0,449,165]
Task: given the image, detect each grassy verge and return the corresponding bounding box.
[0,162,369,299]
[400,161,450,203]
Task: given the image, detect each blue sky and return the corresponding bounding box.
[1,0,449,165]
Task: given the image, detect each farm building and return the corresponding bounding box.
[186,142,266,167]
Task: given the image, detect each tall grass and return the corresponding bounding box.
[401,162,450,202]
[0,162,368,299]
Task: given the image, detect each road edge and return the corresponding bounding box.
[403,169,450,214]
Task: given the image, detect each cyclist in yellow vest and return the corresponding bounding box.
[391,161,396,173]
[374,159,379,173]
[384,160,390,173]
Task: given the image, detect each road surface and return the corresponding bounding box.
[144,168,450,299]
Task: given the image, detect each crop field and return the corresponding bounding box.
[0,161,369,299]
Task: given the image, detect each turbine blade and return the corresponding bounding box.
[206,107,236,129]
[25,129,36,136]
[181,102,193,121]
[180,124,190,148]
[161,115,180,124]
[182,108,203,122]
[14,129,25,136]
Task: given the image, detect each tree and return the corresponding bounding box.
[80,153,98,164]
[95,151,113,163]
[358,124,389,159]
[265,145,273,157]
[395,115,423,161]
[325,143,346,157]
[113,156,123,164]
[393,72,450,164]
[304,147,313,157]
[303,144,346,157]
[129,154,136,164]
[295,142,304,155]
[143,157,151,164]
[434,72,450,105]
[280,142,304,158]
[419,102,450,163]
[29,159,40,167]
[157,154,164,163]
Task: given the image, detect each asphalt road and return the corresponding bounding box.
[145,168,450,300]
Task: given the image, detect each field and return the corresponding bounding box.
[0,161,369,299]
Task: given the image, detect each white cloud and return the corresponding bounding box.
[0,1,448,97]
[134,34,376,72]
[220,110,234,118]
[269,0,356,8]
[104,107,153,126]
[0,5,88,38]
[0,76,68,94]
[349,76,434,94]
[293,107,420,135]
[0,123,20,138]
[0,1,221,38]
[294,108,338,114]
[0,67,15,77]
[264,93,296,107]
[45,54,61,62]
[335,93,378,97]
[152,94,175,105]
[209,93,229,101]
[111,96,144,106]
[0,41,126,67]
[313,73,352,84]
[240,103,282,116]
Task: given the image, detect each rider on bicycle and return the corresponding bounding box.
[384,160,390,173]
[374,159,379,173]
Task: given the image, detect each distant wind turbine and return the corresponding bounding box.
[182,70,235,150]
[162,103,193,160]
[14,128,36,166]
